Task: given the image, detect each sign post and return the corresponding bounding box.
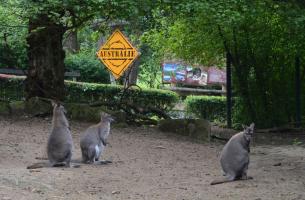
[97,29,139,79]
[295,55,301,128]
[226,52,232,128]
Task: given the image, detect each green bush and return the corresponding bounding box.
[0,76,178,112]
[65,51,110,83]
[231,97,253,129]
[65,81,178,110]
[0,75,25,101]
[185,95,226,123]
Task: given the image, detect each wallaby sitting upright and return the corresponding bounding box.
[80,113,114,164]
[211,123,255,185]
[47,101,73,167]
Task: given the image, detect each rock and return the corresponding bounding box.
[9,101,25,114]
[66,103,123,123]
[66,103,102,122]
[112,190,120,194]
[25,97,52,116]
[273,162,282,166]
[111,111,127,123]
[153,145,166,149]
[0,101,11,115]
[158,119,211,141]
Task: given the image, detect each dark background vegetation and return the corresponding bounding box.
[0,0,305,128]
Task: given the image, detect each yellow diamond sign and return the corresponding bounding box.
[97,29,139,79]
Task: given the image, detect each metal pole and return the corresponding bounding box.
[295,55,301,128]
[226,52,232,128]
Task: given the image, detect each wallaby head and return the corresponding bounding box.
[51,100,69,128]
[98,112,114,140]
[242,123,255,141]
[52,101,66,114]
[100,112,115,123]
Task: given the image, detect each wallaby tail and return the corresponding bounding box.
[27,162,48,169]
[210,178,235,185]
[211,176,253,185]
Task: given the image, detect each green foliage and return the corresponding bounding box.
[144,0,305,128]
[65,80,121,103]
[292,138,303,146]
[185,95,226,123]
[3,0,305,128]
[0,76,25,101]
[65,80,178,110]
[0,76,178,112]
[137,45,162,88]
[65,51,110,83]
[231,97,253,129]
[0,4,27,68]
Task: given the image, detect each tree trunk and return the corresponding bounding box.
[25,14,66,100]
[64,30,79,53]
[124,59,140,87]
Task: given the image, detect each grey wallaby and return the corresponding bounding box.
[47,101,73,167]
[211,123,255,185]
[80,112,114,164]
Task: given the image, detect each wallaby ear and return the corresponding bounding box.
[100,112,106,119]
[242,124,247,130]
[62,106,67,114]
[51,100,57,107]
[249,123,255,130]
[109,115,115,122]
[244,132,251,141]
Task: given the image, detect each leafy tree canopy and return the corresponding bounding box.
[142,0,305,127]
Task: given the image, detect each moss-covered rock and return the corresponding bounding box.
[25,97,52,116]
[9,101,25,114]
[0,101,11,115]
[0,101,25,115]
[65,103,106,122]
[65,104,124,123]
[3,99,126,123]
[158,119,211,141]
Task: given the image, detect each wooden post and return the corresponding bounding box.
[109,20,129,85]
[295,55,301,127]
[226,52,232,128]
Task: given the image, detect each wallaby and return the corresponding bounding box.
[211,123,255,185]
[80,113,114,164]
[47,101,73,167]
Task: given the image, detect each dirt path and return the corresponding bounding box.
[0,116,305,200]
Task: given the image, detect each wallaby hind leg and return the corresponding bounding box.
[241,168,253,180]
[84,146,96,164]
[65,151,72,167]
[81,146,95,164]
[81,148,89,163]
[240,160,252,180]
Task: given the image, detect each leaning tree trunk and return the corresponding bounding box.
[123,59,140,87]
[25,14,66,100]
[64,30,79,53]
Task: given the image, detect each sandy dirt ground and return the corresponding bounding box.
[0,116,305,200]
